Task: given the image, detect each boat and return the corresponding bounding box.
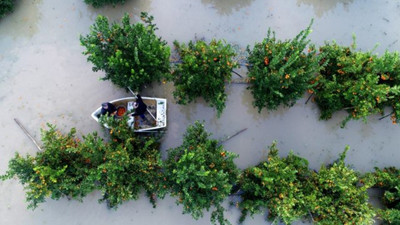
[91,96,167,132]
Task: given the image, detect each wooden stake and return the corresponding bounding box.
[232,70,243,78]
[305,93,314,104]
[219,128,247,145]
[379,111,394,120]
[14,118,42,151]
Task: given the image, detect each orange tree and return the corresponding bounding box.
[307,147,375,224]
[80,13,171,92]
[237,142,312,224]
[0,124,105,209]
[97,115,164,208]
[162,121,239,225]
[313,39,400,127]
[172,39,238,117]
[0,0,15,18]
[84,0,126,8]
[376,52,400,124]
[370,167,400,224]
[1,117,164,209]
[246,20,323,111]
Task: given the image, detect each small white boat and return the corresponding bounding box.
[91,97,167,132]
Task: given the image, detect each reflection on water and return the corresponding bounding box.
[0,0,41,38]
[201,0,254,15]
[86,0,152,22]
[297,0,354,17]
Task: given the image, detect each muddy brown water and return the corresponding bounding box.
[1,0,399,224]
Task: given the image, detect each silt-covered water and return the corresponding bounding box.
[1,0,399,224]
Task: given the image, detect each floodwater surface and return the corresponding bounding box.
[1,0,400,224]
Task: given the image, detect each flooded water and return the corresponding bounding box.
[1,0,400,224]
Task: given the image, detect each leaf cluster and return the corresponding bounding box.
[238,145,375,225]
[0,0,15,18]
[163,121,239,225]
[246,20,323,111]
[172,39,238,117]
[238,142,312,224]
[371,167,400,224]
[98,115,164,208]
[0,124,102,209]
[307,148,375,225]
[84,0,126,8]
[314,39,400,127]
[80,13,171,92]
[1,117,163,209]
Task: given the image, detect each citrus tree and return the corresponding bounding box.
[307,147,375,224]
[374,51,400,125]
[371,167,400,224]
[84,0,126,8]
[238,142,312,224]
[162,121,239,225]
[1,117,164,209]
[314,39,400,127]
[97,115,164,208]
[80,12,171,92]
[246,20,323,111]
[172,39,238,116]
[0,124,104,209]
[0,0,15,18]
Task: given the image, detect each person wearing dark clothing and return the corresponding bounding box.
[132,94,147,120]
[101,102,117,116]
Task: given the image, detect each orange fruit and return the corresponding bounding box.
[264,57,269,65]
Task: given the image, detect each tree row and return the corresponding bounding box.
[2,117,399,225]
[79,13,400,127]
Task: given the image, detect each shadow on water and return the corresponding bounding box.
[0,0,41,38]
[201,0,255,15]
[86,0,152,22]
[296,0,354,18]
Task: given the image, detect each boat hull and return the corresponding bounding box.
[91,97,167,132]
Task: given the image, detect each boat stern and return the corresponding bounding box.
[156,98,167,129]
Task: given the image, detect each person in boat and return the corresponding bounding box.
[130,94,147,121]
[101,102,117,116]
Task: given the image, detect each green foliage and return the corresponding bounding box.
[372,167,400,224]
[163,121,239,225]
[0,0,15,18]
[98,115,164,208]
[172,39,238,116]
[307,147,375,224]
[377,209,400,225]
[1,117,163,209]
[84,0,126,8]
[0,118,395,225]
[314,38,400,127]
[238,142,312,224]
[0,124,101,209]
[80,13,171,92]
[246,20,323,111]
